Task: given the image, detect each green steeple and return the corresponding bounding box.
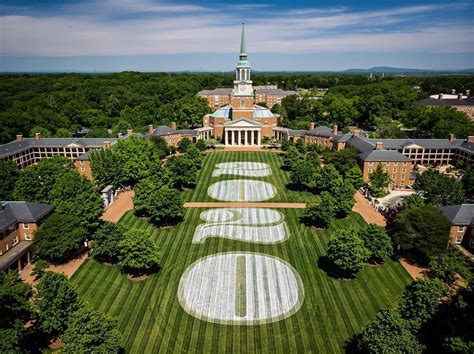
[240,22,247,57]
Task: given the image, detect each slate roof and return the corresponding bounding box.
[0,202,53,232]
[287,130,308,137]
[0,138,119,159]
[197,88,232,96]
[419,97,474,106]
[255,88,297,96]
[358,150,412,162]
[346,136,375,153]
[307,126,334,137]
[366,138,470,150]
[153,126,178,136]
[440,204,474,226]
[335,132,353,143]
[179,129,198,137]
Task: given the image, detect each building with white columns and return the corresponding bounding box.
[202,23,279,146]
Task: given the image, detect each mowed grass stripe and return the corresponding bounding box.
[70,151,412,353]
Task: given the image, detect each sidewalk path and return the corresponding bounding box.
[101,190,134,223]
[352,191,386,226]
[184,202,306,208]
[398,258,428,280]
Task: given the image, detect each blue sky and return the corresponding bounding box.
[0,0,473,72]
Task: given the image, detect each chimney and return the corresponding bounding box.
[127,129,133,137]
[466,89,470,96]
[438,94,444,99]
[171,122,177,130]
[451,89,456,95]
[364,132,369,139]
[448,133,455,142]
[332,124,338,135]
[458,93,463,99]
[353,129,360,138]
[467,136,474,143]
[103,141,111,149]
[148,124,154,134]
[35,132,41,140]
[309,122,315,130]
[16,134,24,142]
[376,142,383,150]
[118,133,123,139]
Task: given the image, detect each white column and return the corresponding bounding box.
[257,131,261,146]
[225,130,228,145]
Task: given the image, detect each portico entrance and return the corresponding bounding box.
[223,118,262,146]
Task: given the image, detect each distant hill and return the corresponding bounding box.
[344,66,474,74]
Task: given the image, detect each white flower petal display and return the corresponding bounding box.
[194,208,288,244]
[212,162,272,177]
[208,180,277,202]
[178,252,304,325]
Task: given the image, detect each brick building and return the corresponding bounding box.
[440,204,474,252]
[0,201,53,271]
[419,92,474,121]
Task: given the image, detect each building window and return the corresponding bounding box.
[81,167,85,172]
[23,223,29,229]
[240,99,245,108]
[402,168,406,173]
[12,237,19,246]
[457,226,465,232]
[368,162,373,166]
[455,236,463,243]
[25,234,32,241]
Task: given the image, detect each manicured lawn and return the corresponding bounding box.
[182,151,319,203]
[71,198,411,352]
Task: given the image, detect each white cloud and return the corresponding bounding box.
[1,1,473,56]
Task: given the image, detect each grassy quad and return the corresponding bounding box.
[182,151,319,203]
[70,152,412,353]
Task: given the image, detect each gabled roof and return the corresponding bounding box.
[0,202,54,232]
[440,204,474,226]
[347,136,375,153]
[358,150,411,162]
[307,126,334,137]
[224,118,262,127]
[153,126,177,136]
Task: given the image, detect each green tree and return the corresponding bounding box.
[389,205,451,259]
[118,230,160,275]
[290,159,319,188]
[63,307,122,354]
[402,193,426,210]
[54,128,73,138]
[31,259,50,280]
[323,148,359,175]
[359,224,393,264]
[33,272,82,337]
[283,145,300,169]
[344,165,365,189]
[113,137,159,186]
[428,247,472,285]
[150,135,170,158]
[184,144,203,169]
[333,178,356,217]
[92,222,124,264]
[178,137,193,153]
[0,271,32,351]
[462,166,474,201]
[357,310,424,354]
[399,278,447,330]
[414,170,465,206]
[369,164,390,197]
[302,192,336,228]
[195,139,207,151]
[12,156,74,203]
[49,171,104,229]
[167,156,197,189]
[318,164,341,192]
[29,126,52,138]
[90,148,121,189]
[85,127,112,138]
[327,227,370,276]
[148,185,185,225]
[33,213,88,263]
[295,139,306,154]
[0,160,18,200]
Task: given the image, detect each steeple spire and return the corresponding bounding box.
[240,22,247,58]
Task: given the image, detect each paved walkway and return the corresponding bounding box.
[398,258,428,280]
[184,202,306,208]
[352,191,386,226]
[101,190,135,223]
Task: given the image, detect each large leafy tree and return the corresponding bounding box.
[166,156,198,189]
[63,307,122,354]
[89,148,121,189]
[184,144,203,169]
[0,160,19,200]
[290,159,319,188]
[428,247,472,286]
[92,222,124,264]
[322,148,359,175]
[358,224,393,264]
[0,271,32,352]
[12,156,74,203]
[344,165,365,189]
[113,137,160,186]
[283,146,301,170]
[327,227,370,276]
[33,272,82,337]
[399,278,447,330]
[49,171,103,229]
[402,193,426,210]
[389,205,451,259]
[369,164,390,198]
[33,213,88,263]
[414,170,465,206]
[302,192,336,228]
[357,310,424,354]
[119,230,160,275]
[148,185,185,225]
[318,164,341,192]
[332,178,356,216]
[462,166,474,201]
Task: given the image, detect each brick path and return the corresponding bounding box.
[398,258,428,280]
[184,202,306,208]
[352,191,386,226]
[101,190,135,223]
